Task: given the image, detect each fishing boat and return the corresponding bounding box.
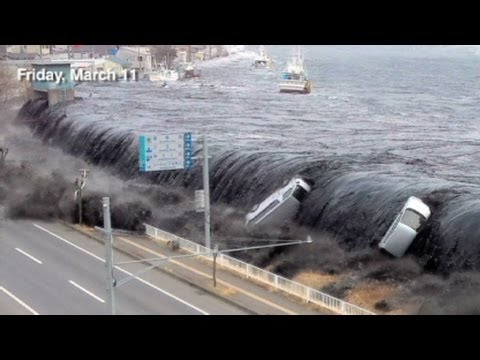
[252,45,275,69]
[145,66,179,82]
[145,56,179,82]
[279,46,312,94]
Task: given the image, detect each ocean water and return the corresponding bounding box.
[18,45,480,274]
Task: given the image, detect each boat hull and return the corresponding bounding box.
[279,80,312,94]
[146,72,179,82]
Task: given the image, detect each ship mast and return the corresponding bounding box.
[295,45,304,66]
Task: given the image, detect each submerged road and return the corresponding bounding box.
[0,220,248,315]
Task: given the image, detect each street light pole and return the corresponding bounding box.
[202,135,211,250]
[103,197,116,315]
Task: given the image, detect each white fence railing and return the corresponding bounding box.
[144,224,375,315]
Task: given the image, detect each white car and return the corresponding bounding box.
[378,196,431,258]
[245,176,313,228]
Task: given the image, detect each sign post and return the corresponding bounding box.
[139,132,194,172]
[139,131,211,250]
[202,135,211,250]
[102,197,115,315]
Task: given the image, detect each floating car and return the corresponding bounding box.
[378,196,431,258]
[245,176,313,228]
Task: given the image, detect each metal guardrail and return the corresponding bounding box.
[144,224,375,315]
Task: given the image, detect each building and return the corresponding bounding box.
[50,45,119,60]
[172,45,231,62]
[194,51,205,62]
[115,46,153,73]
[176,50,188,63]
[30,62,75,107]
[49,56,130,77]
[97,56,130,76]
[7,45,52,57]
[173,45,206,63]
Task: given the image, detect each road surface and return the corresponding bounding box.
[0,220,249,315]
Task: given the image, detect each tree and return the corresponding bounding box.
[0,66,12,107]
[0,65,28,110]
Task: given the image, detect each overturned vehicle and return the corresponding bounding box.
[245,176,314,229]
[379,196,431,258]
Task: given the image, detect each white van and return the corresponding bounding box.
[378,196,431,258]
[245,176,313,228]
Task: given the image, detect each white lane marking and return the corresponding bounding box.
[113,266,208,315]
[33,223,209,315]
[68,280,105,304]
[15,248,43,264]
[0,286,39,315]
[119,236,298,315]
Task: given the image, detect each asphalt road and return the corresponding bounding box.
[0,220,249,315]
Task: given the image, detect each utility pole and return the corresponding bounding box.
[103,197,116,315]
[74,169,89,226]
[137,46,142,75]
[202,135,211,250]
[75,179,82,224]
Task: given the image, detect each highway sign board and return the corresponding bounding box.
[139,132,195,172]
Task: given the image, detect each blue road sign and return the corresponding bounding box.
[140,132,195,172]
[183,132,195,170]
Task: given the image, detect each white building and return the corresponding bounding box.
[115,46,153,73]
[7,45,52,56]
